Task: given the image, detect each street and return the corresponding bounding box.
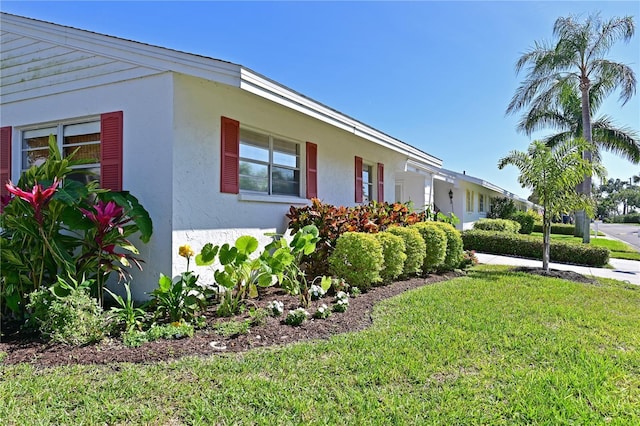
[595,222,640,252]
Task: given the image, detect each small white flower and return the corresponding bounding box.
[309,284,326,299]
[267,300,284,316]
[336,291,349,301]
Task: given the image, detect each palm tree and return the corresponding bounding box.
[517,80,640,163]
[498,139,604,271]
[506,14,636,243]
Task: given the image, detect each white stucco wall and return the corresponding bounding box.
[169,73,410,282]
[1,73,175,300]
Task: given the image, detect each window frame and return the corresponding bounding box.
[362,162,374,203]
[238,126,301,197]
[466,189,475,213]
[478,193,485,213]
[19,116,101,176]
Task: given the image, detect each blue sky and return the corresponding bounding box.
[2,1,639,198]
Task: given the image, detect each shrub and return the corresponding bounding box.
[386,226,426,276]
[374,231,407,283]
[532,223,575,235]
[286,199,426,276]
[430,222,464,271]
[329,232,384,291]
[27,277,105,345]
[487,196,516,219]
[473,218,520,234]
[285,308,309,326]
[462,230,610,267]
[510,211,537,234]
[411,222,447,273]
[610,213,640,223]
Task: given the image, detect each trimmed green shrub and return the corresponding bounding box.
[387,226,426,276]
[374,231,407,284]
[27,287,105,345]
[462,230,610,267]
[411,222,447,273]
[473,218,520,234]
[329,232,384,291]
[510,211,536,234]
[430,222,464,271]
[532,223,575,235]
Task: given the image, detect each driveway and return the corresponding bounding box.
[595,222,640,252]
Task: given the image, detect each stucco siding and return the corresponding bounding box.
[169,73,409,279]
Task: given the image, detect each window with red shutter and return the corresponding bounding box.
[0,126,11,198]
[306,142,317,199]
[377,162,384,202]
[355,156,363,203]
[100,111,123,191]
[220,116,240,194]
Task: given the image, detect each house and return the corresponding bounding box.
[433,168,540,230]
[0,13,442,298]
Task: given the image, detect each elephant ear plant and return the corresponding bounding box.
[0,135,153,323]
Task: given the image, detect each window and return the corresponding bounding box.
[479,194,485,212]
[12,112,123,191]
[239,128,300,196]
[466,189,474,212]
[22,121,101,185]
[362,163,373,203]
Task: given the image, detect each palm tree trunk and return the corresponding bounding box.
[542,213,550,271]
[575,78,593,243]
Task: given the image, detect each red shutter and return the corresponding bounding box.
[220,116,240,194]
[377,162,384,202]
[306,142,317,199]
[355,156,363,203]
[0,126,11,198]
[100,111,123,191]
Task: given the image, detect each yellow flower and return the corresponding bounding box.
[179,244,195,259]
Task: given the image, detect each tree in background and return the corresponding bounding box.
[595,178,640,218]
[498,139,604,271]
[506,13,636,243]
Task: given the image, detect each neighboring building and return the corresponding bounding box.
[0,13,442,298]
[433,169,540,230]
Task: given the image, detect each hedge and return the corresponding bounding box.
[329,232,384,291]
[461,230,610,267]
[429,222,464,271]
[532,223,575,235]
[410,222,447,273]
[374,231,407,283]
[473,218,520,234]
[387,226,426,276]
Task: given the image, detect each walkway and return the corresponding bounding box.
[476,253,639,285]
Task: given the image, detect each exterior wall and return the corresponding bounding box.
[1,73,175,300]
[459,181,493,230]
[170,73,409,280]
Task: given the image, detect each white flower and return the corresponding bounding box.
[336,291,349,301]
[267,300,284,316]
[309,284,326,299]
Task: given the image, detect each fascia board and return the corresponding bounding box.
[241,68,442,169]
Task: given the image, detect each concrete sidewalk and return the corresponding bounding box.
[475,253,640,285]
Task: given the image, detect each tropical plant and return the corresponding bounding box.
[498,139,605,270]
[0,136,152,317]
[506,13,636,241]
[105,283,147,332]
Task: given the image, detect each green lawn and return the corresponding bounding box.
[531,232,640,261]
[2,265,639,425]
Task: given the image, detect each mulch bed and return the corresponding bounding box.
[0,267,597,368]
[0,272,461,368]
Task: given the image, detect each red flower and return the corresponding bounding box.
[5,178,60,223]
[80,201,125,247]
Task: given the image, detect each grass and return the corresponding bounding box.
[2,265,639,424]
[531,232,640,261]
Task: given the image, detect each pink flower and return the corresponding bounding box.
[80,201,124,247]
[5,178,60,223]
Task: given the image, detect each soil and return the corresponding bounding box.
[0,267,593,368]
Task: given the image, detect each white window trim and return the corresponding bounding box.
[239,126,301,197]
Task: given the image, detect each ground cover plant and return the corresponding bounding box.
[1,265,638,424]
